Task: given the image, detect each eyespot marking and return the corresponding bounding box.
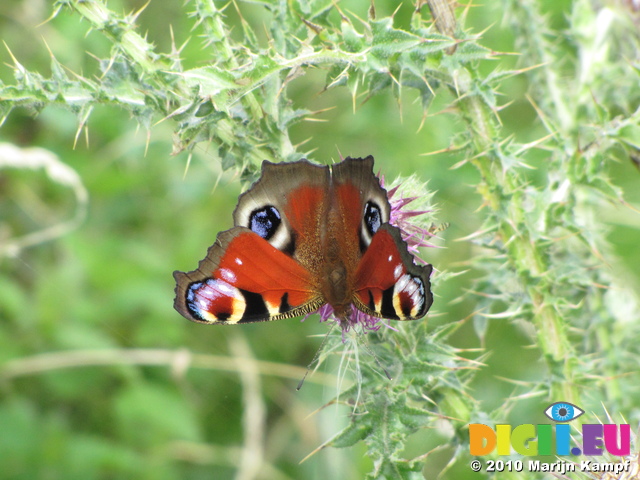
[249,205,281,240]
[185,278,245,323]
[360,200,389,251]
[364,201,382,236]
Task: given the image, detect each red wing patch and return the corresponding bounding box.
[174,228,323,324]
[353,224,433,320]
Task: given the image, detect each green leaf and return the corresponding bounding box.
[341,21,365,53]
[368,459,425,480]
[616,123,640,150]
[179,66,238,93]
[370,18,424,59]
[329,422,372,448]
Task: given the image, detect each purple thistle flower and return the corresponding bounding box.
[383,179,437,259]
[314,303,396,341]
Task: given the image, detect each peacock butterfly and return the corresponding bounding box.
[173,156,433,328]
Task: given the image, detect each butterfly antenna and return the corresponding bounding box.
[297,322,337,391]
[359,329,392,381]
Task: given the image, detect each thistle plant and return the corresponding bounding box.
[1,0,639,479]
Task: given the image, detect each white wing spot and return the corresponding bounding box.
[235,257,243,265]
[393,264,404,280]
[215,280,236,296]
[197,279,218,300]
[396,273,410,290]
[388,255,393,262]
[219,268,237,283]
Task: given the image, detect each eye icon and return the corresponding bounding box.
[544,402,584,422]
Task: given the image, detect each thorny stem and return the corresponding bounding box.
[456,88,578,403]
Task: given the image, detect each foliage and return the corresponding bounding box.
[317,321,477,480]
[1,0,640,479]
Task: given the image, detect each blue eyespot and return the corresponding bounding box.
[364,201,382,236]
[544,402,584,422]
[249,206,281,240]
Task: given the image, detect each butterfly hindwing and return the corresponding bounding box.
[353,223,433,320]
[173,227,323,324]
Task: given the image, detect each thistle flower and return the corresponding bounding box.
[383,175,438,256]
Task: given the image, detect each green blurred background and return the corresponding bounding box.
[1,0,639,479]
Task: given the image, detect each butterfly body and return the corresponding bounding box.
[173,156,433,327]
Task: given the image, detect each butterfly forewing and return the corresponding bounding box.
[233,160,330,256]
[331,156,391,251]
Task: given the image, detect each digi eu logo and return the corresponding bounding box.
[469,402,631,457]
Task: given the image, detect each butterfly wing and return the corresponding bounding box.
[233,160,330,258]
[173,227,323,324]
[332,158,432,320]
[352,224,433,320]
[331,156,391,252]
